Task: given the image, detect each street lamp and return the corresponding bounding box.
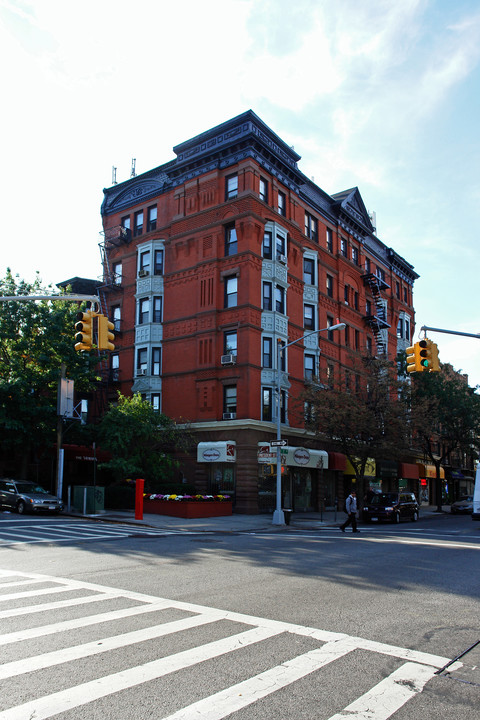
[272,322,346,525]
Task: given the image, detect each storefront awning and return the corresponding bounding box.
[328,452,346,471]
[399,463,419,480]
[257,443,328,469]
[345,457,376,477]
[416,463,445,479]
[197,441,236,463]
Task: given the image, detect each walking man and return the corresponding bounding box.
[340,490,360,533]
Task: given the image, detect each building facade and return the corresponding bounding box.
[100,111,419,513]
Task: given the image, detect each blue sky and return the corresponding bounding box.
[1,0,479,385]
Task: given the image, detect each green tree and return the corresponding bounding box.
[304,356,410,502]
[0,269,101,477]
[409,364,480,511]
[97,393,192,484]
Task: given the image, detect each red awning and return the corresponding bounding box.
[399,463,419,479]
[328,452,346,471]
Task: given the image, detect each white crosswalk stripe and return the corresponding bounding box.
[0,521,175,545]
[0,569,462,720]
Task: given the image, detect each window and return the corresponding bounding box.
[110,352,119,381]
[354,291,359,310]
[276,233,286,257]
[224,385,237,414]
[341,238,347,257]
[397,319,404,338]
[226,174,238,200]
[377,267,385,281]
[154,249,164,275]
[305,354,315,380]
[305,212,318,241]
[112,305,121,332]
[304,304,315,330]
[224,331,237,355]
[151,347,161,376]
[403,286,408,303]
[275,285,285,314]
[303,258,315,285]
[352,246,359,265]
[153,296,162,323]
[344,285,349,305]
[147,205,157,232]
[344,325,350,346]
[224,276,238,308]
[262,387,273,421]
[138,298,150,324]
[278,340,286,371]
[366,336,373,354]
[355,329,360,350]
[139,251,150,275]
[137,348,147,374]
[151,394,161,412]
[259,177,268,202]
[327,316,335,341]
[263,231,272,259]
[277,190,286,216]
[112,262,122,285]
[225,224,237,256]
[365,257,371,273]
[405,319,410,341]
[262,282,272,311]
[326,274,333,298]
[327,363,334,386]
[134,211,143,237]
[326,228,333,252]
[279,389,286,424]
[365,299,372,315]
[262,337,273,368]
[121,215,131,230]
[396,281,400,299]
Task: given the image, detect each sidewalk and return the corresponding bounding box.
[68,505,451,533]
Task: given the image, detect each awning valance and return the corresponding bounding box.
[328,452,346,471]
[257,443,328,469]
[197,441,236,463]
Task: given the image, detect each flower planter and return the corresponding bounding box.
[142,499,232,519]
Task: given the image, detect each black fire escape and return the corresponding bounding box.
[362,273,390,355]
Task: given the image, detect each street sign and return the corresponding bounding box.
[270,440,287,447]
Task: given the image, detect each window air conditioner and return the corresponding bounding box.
[223,412,236,420]
[138,269,149,277]
[277,254,287,264]
[221,354,237,365]
[137,369,147,376]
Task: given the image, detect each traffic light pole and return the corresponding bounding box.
[420,326,480,339]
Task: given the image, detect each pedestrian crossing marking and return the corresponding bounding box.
[0,521,173,546]
[0,569,463,720]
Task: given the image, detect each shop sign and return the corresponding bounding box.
[197,441,236,463]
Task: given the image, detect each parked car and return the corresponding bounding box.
[450,496,473,514]
[362,492,419,523]
[0,478,64,515]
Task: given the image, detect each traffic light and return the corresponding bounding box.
[97,314,115,351]
[406,343,422,373]
[429,341,441,372]
[418,339,431,370]
[74,311,94,351]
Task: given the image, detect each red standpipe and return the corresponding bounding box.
[135,478,145,520]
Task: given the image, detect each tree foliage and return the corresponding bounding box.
[409,364,480,507]
[0,269,101,475]
[96,393,192,485]
[303,356,410,499]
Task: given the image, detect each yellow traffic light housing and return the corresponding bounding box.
[74,311,94,351]
[418,339,431,370]
[97,314,115,351]
[406,343,421,373]
[429,341,440,372]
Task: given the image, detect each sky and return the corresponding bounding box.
[1,0,479,385]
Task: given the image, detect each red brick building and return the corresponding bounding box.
[100,111,419,513]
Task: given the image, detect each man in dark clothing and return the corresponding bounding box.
[340,490,360,533]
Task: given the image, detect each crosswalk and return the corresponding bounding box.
[0,520,174,545]
[0,569,462,719]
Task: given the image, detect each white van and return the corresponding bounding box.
[473,464,480,521]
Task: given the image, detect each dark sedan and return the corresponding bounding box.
[0,478,64,514]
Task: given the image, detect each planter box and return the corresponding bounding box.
[142,499,232,519]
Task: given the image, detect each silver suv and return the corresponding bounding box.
[0,479,64,515]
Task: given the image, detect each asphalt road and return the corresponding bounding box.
[0,513,478,718]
